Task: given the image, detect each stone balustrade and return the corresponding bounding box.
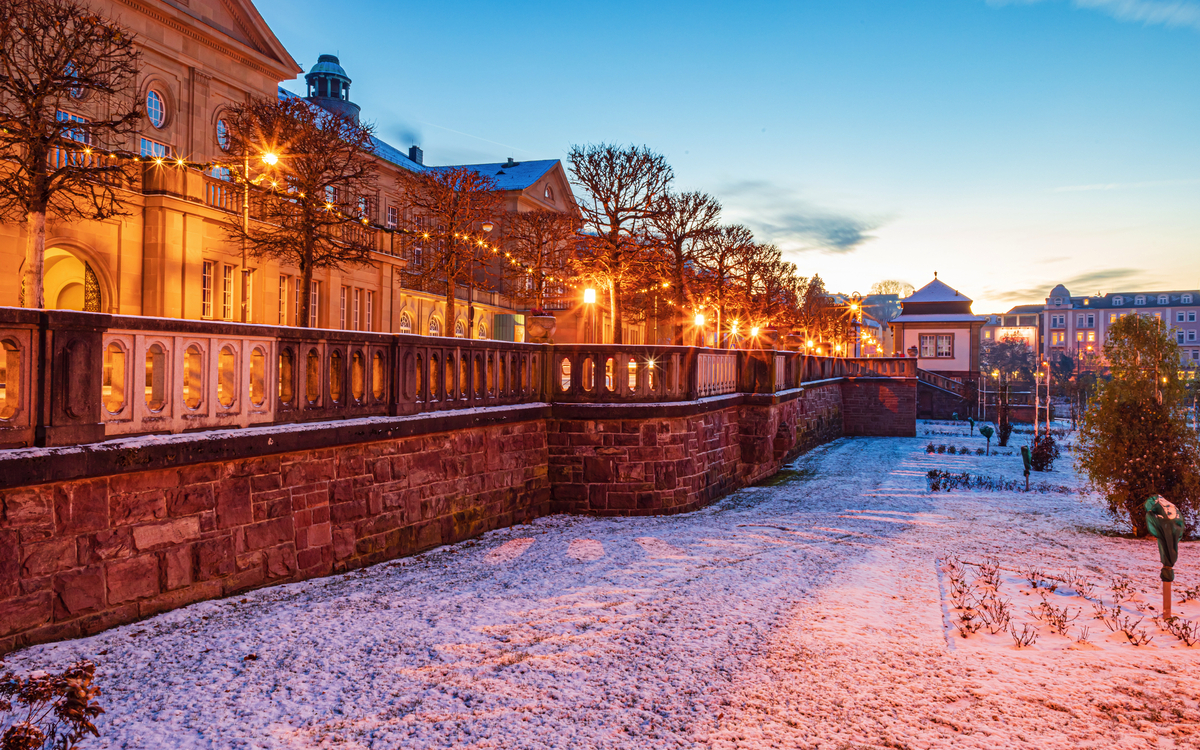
[0,307,915,451]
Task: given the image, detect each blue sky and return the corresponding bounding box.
[258,0,1200,312]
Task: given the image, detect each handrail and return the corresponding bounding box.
[0,308,918,449]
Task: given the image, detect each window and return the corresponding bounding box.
[1076,315,1084,328]
[1179,312,1186,323]
[221,265,234,320]
[365,291,373,332]
[339,286,347,329]
[1178,331,1185,344]
[353,288,361,330]
[386,205,398,228]
[428,317,441,337]
[918,334,952,358]
[1159,295,1169,305]
[295,281,301,327]
[56,110,90,144]
[399,312,412,334]
[1087,314,1094,327]
[216,119,230,151]
[984,330,993,340]
[146,90,166,128]
[1135,295,1145,305]
[1076,331,1084,343]
[244,268,253,323]
[1050,315,1065,328]
[1113,296,1123,306]
[1190,312,1197,323]
[1184,294,1194,304]
[201,261,214,319]
[1087,331,1095,342]
[544,185,554,201]
[1054,297,1062,305]
[1190,330,1198,342]
[1051,331,1066,345]
[278,275,288,325]
[310,281,319,327]
[454,320,466,338]
[140,137,170,158]
[477,322,487,340]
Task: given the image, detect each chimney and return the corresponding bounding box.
[505,157,517,167]
[408,145,423,165]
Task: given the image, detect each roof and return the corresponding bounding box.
[278,88,424,172]
[307,55,349,81]
[905,278,972,304]
[435,160,558,191]
[890,313,988,324]
[1006,304,1043,314]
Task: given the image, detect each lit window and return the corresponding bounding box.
[353,288,361,330]
[216,119,230,151]
[386,206,398,228]
[278,275,288,325]
[201,261,214,319]
[399,312,412,334]
[454,320,466,338]
[309,281,320,327]
[364,291,373,332]
[146,90,166,128]
[340,286,348,329]
[1087,331,1095,342]
[428,317,441,336]
[140,137,170,158]
[1076,331,1084,342]
[222,264,234,320]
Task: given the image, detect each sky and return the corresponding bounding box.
[256,0,1200,313]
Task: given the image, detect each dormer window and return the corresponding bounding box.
[1135,295,1145,305]
[1113,296,1123,306]
[1184,294,1194,304]
[1054,297,1062,305]
[1159,295,1169,305]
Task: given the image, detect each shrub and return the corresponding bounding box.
[976,448,985,456]
[0,660,103,750]
[1030,434,1060,472]
[947,446,957,455]
[936,445,946,454]
[926,443,936,453]
[1076,314,1200,537]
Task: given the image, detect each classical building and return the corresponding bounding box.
[0,0,631,343]
[889,276,986,380]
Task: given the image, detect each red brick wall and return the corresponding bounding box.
[844,378,918,437]
[0,422,549,654]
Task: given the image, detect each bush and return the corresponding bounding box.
[1,660,103,750]
[1030,434,1060,471]
[976,448,985,456]
[960,446,970,455]
[947,446,957,455]
[926,443,936,453]
[997,416,1013,447]
[936,445,946,454]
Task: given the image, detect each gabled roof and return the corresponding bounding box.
[174,0,300,75]
[891,313,987,324]
[905,277,972,304]
[437,160,558,191]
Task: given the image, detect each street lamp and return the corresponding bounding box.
[583,288,596,343]
[241,150,281,323]
[694,312,706,347]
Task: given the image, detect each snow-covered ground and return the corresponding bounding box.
[7,423,1200,749]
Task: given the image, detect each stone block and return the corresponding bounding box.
[244,517,293,551]
[132,517,200,551]
[332,526,355,561]
[0,592,52,637]
[78,528,134,564]
[53,566,105,617]
[0,530,16,599]
[54,480,108,534]
[109,490,167,525]
[196,535,235,581]
[215,477,252,528]
[167,484,215,517]
[21,538,77,578]
[164,544,194,591]
[2,487,52,528]
[105,555,159,604]
[264,545,297,579]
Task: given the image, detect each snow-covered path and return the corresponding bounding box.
[9,428,1200,749]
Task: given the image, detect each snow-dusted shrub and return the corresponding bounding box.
[0,661,103,750]
[1030,434,1060,472]
[936,445,946,454]
[1010,623,1038,648]
[926,443,936,454]
[1165,616,1200,647]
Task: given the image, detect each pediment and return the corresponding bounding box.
[158,0,300,72]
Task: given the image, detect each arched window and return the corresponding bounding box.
[216,119,230,151]
[428,317,441,337]
[146,90,166,128]
[399,312,412,334]
[454,320,466,338]
[477,322,487,340]
[544,184,554,202]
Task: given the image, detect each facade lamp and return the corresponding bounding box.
[583,288,596,304]
[694,313,705,327]
[481,221,495,233]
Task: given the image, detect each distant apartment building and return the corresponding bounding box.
[1037,284,1200,371]
[981,304,1042,351]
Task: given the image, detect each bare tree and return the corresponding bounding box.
[0,0,141,309]
[397,166,501,337]
[568,143,673,344]
[501,209,581,313]
[869,279,914,297]
[648,190,721,344]
[695,224,755,345]
[222,96,378,328]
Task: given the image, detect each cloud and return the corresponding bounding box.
[987,0,1200,31]
[987,267,1148,304]
[719,180,883,254]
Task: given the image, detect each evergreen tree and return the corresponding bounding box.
[1077,315,1200,537]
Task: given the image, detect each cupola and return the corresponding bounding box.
[304,54,361,122]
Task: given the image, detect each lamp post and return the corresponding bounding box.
[694,312,706,348]
[467,220,495,340]
[849,291,862,358]
[241,150,278,323]
[583,287,596,343]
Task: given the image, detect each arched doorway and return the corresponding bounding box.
[22,248,104,311]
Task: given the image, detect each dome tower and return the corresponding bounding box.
[304,54,361,122]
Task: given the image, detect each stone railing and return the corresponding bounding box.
[0,308,916,449]
[917,368,966,395]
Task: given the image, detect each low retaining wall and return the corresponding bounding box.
[0,377,914,653]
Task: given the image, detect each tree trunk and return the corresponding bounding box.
[298,260,314,328]
[609,278,622,344]
[24,211,46,309]
[1126,499,1150,537]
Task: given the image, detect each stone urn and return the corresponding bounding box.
[759,326,781,349]
[907,345,919,358]
[783,333,805,351]
[526,314,557,344]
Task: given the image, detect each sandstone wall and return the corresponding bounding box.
[844,378,918,437]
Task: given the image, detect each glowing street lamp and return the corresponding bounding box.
[261,151,279,166]
[751,326,760,337]
[694,312,706,348]
[583,288,596,343]
[583,288,596,304]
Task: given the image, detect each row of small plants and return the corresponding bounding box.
[926,469,1072,494]
[944,556,1199,648]
[925,443,1014,456]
